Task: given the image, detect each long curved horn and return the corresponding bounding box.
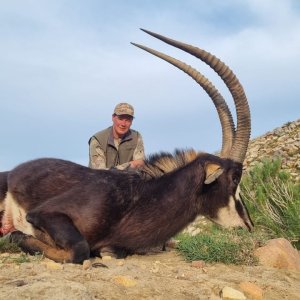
[138,29,251,163]
[131,42,234,157]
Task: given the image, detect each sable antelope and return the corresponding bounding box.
[0,29,253,263]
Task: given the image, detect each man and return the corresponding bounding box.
[88,102,145,170]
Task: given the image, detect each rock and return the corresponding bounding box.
[191,260,206,268]
[221,286,246,300]
[43,261,64,270]
[244,118,300,182]
[113,275,137,287]
[82,259,91,270]
[239,281,263,300]
[101,255,113,261]
[254,238,300,271]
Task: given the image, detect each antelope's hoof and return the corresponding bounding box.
[71,240,90,264]
[9,230,27,244]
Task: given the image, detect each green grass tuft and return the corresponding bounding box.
[176,226,259,265]
[0,236,21,253]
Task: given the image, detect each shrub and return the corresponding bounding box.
[241,158,300,248]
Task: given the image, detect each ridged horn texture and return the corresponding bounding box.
[134,29,251,163]
[131,42,234,157]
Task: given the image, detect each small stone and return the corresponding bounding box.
[239,282,263,300]
[113,275,137,287]
[221,286,246,300]
[82,259,92,270]
[191,260,206,268]
[43,261,64,270]
[101,255,112,261]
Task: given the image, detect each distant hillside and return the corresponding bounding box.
[244,118,300,182]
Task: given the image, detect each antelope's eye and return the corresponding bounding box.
[233,176,240,185]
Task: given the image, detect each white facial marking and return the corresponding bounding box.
[215,196,247,228]
[212,185,253,230]
[236,186,241,199]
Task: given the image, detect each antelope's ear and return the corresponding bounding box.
[204,163,224,184]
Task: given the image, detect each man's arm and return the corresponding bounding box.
[89,137,107,169]
[115,133,145,170]
[129,133,145,169]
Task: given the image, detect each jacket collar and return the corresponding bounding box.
[107,126,133,146]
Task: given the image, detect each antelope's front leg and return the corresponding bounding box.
[26,211,90,263]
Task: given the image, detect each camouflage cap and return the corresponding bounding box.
[113,103,134,117]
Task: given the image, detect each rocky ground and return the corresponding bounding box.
[244,118,300,182]
[0,248,299,300]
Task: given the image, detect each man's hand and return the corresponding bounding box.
[129,159,145,169]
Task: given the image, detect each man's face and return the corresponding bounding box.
[112,114,133,138]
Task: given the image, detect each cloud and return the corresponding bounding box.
[0,0,299,170]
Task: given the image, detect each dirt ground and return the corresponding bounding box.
[0,248,299,300]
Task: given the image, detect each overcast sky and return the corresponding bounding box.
[1,0,299,171]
